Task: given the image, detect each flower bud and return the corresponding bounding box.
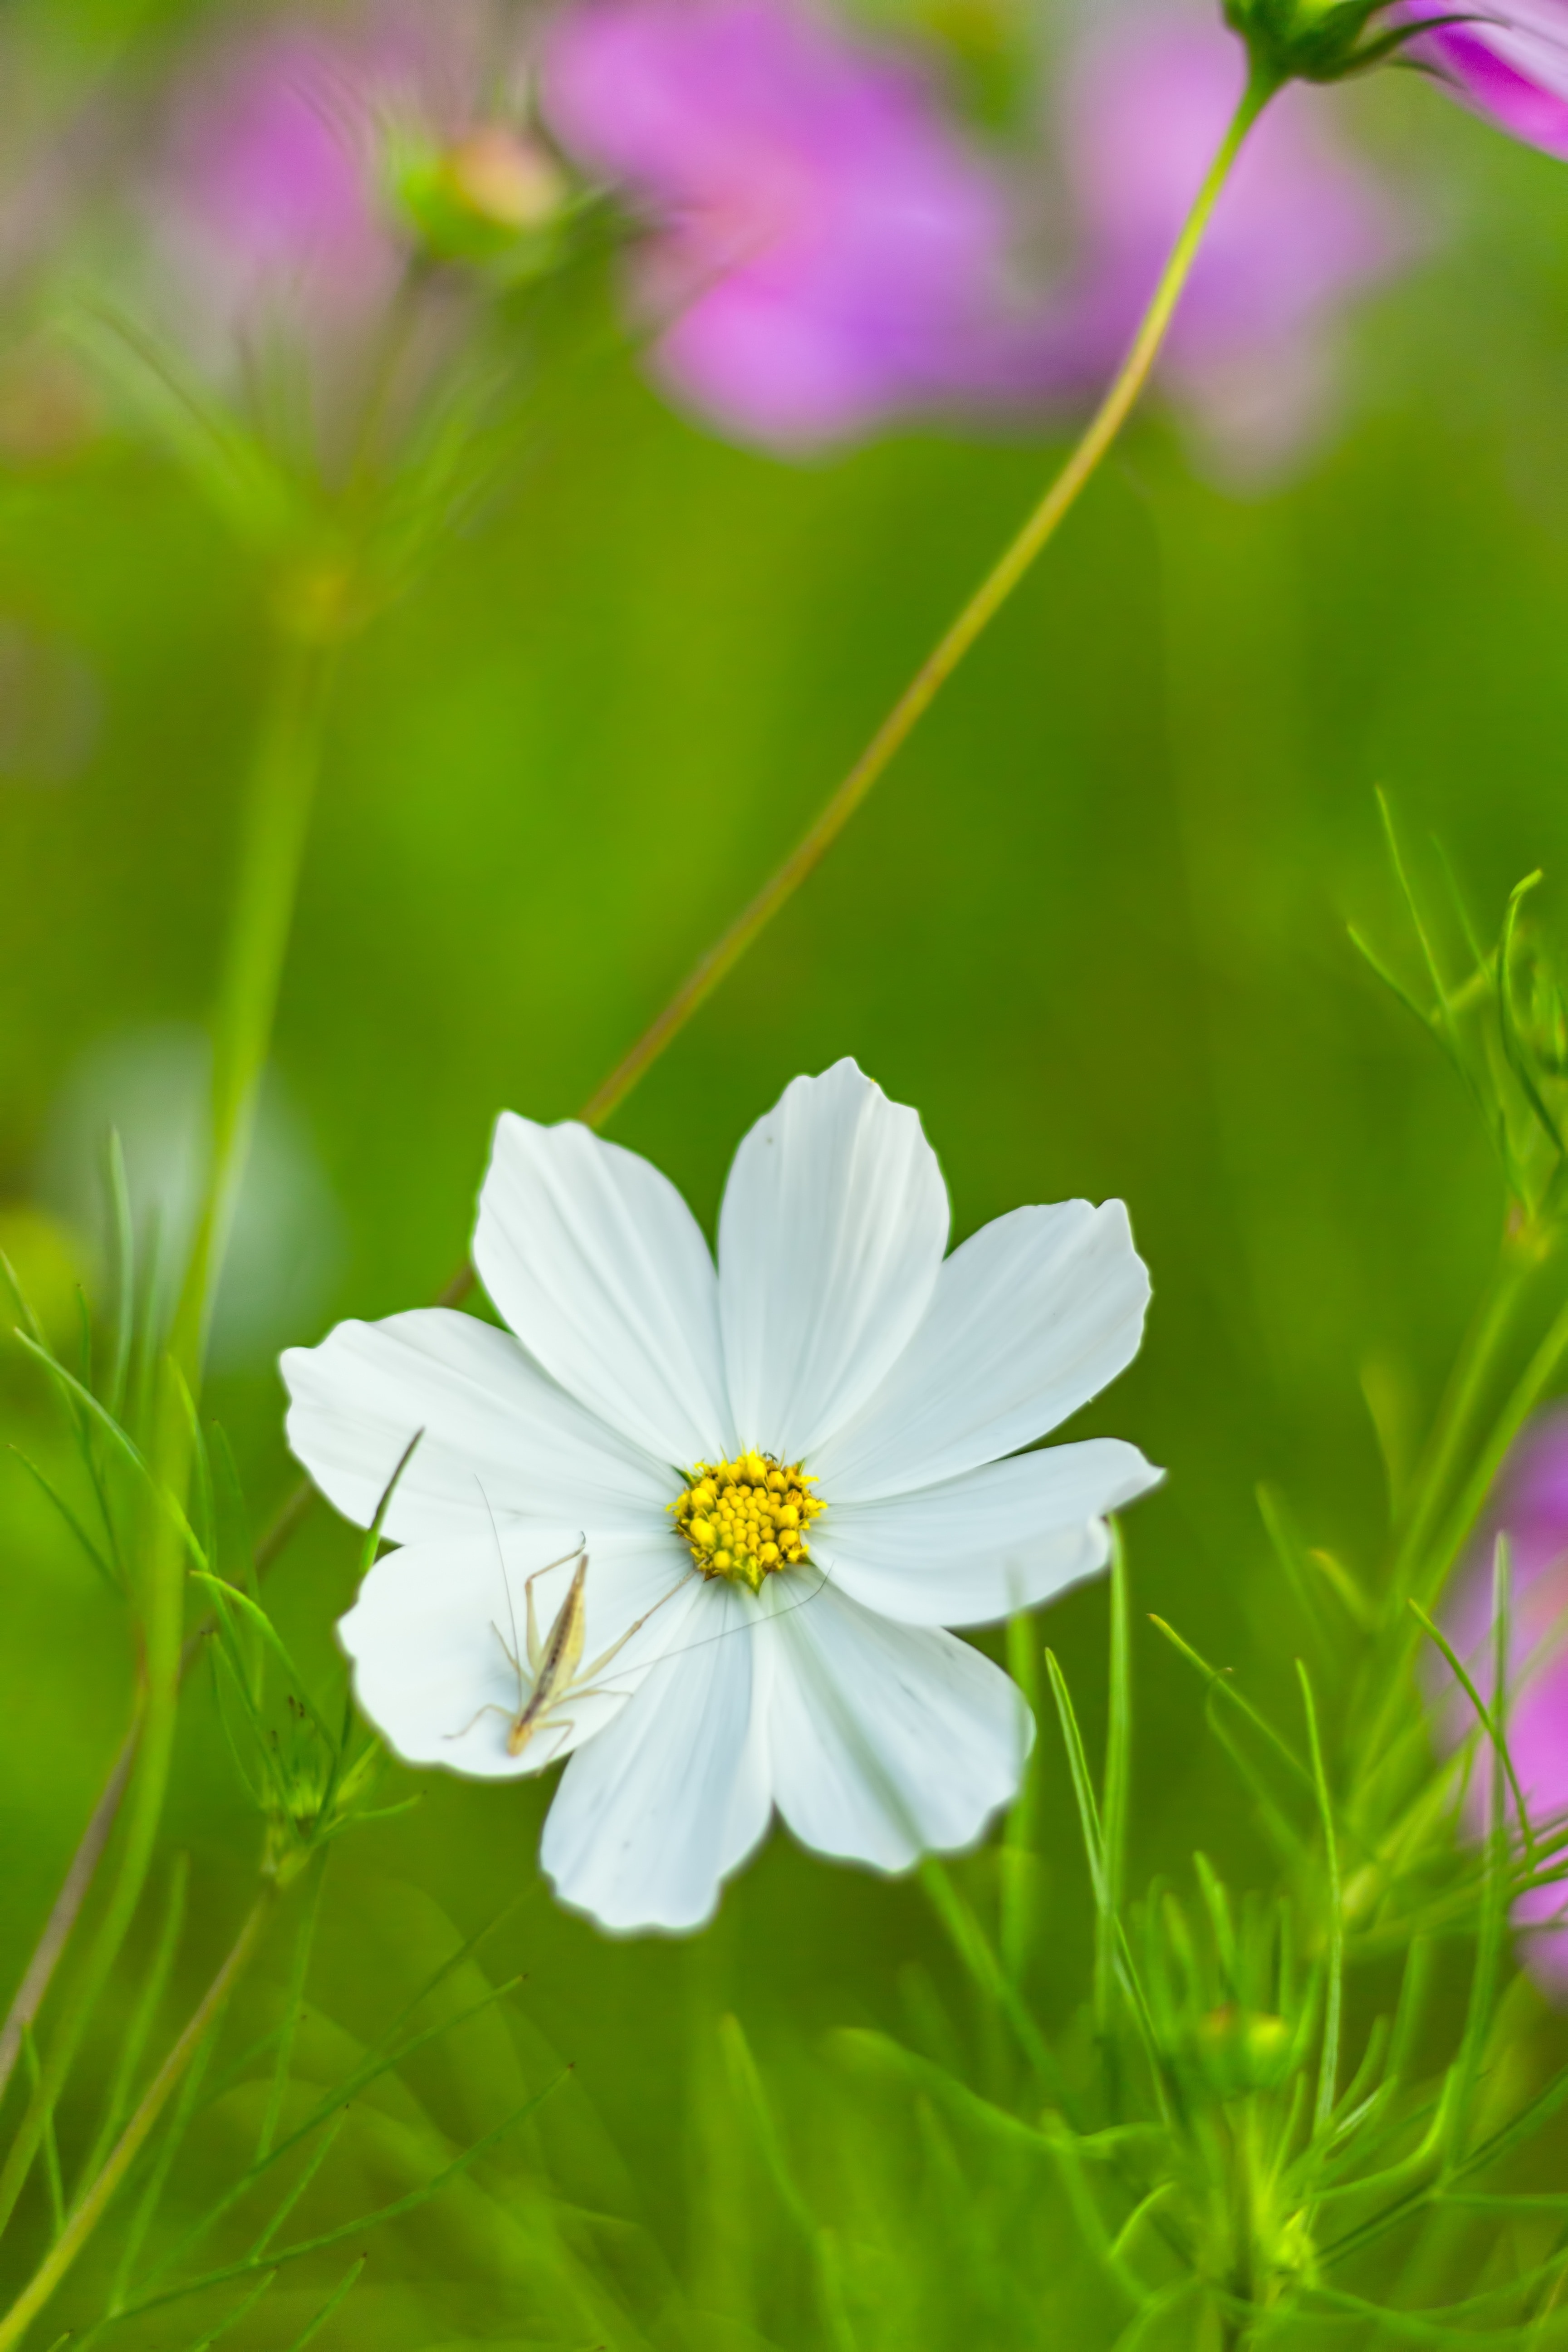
[1221,0,1426,88]
[395,124,570,269]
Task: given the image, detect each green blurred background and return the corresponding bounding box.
[6,16,1568,2341]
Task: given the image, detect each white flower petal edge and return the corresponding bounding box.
[718,1060,950,1460]
[813,1200,1152,1500]
[540,1579,773,1934]
[475,1112,735,1467]
[816,1439,1163,1628]
[338,1529,688,1781]
[764,1581,1032,1873]
[282,1308,671,1545]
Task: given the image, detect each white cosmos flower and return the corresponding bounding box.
[282,1060,1159,1934]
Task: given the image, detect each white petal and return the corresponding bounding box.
[718,1061,949,1460]
[763,1581,1031,1872]
[282,1308,670,1543]
[474,1113,734,1468]
[338,1529,691,1781]
[540,1578,773,1933]
[814,1440,1162,1628]
[813,1201,1151,1500]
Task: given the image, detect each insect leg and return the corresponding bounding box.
[445,1700,518,1744]
[579,1576,686,1682]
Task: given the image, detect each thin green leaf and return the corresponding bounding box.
[258,1853,328,2162]
[247,2111,348,2261]
[1148,1617,1314,1793]
[104,1130,135,1423]
[1410,1598,1534,1864]
[1298,1661,1343,2138]
[1100,1527,1132,2040]
[1499,873,1565,1159]
[6,1447,121,1596]
[918,1862,1066,2099]
[108,2081,559,2328]
[360,1430,423,1578]
[189,1575,334,1752]
[1000,1612,1044,1984]
[721,2018,858,2352]
[1044,1650,1106,1901]
[283,2255,365,2350]
[20,2026,64,2244]
[1257,1484,1332,1649]
[175,2269,278,2352]
[76,1854,190,2199]
[146,1970,528,2286]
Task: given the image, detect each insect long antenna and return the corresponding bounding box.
[475,1476,526,1716]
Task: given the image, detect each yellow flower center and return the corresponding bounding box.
[671,1450,824,1594]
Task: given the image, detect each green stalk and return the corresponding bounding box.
[576,65,1278,1131]
[169,636,337,1384]
[0,1895,273,2352]
[0,636,335,2243]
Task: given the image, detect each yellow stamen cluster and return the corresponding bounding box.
[671,1450,824,1594]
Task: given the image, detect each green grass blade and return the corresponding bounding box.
[108,2082,560,2328]
[76,1854,189,2200]
[247,2112,348,2261]
[282,2256,365,2350]
[359,1431,423,1578]
[6,1448,121,1597]
[257,1853,328,2161]
[1000,1613,1044,1984]
[720,2017,858,2352]
[1410,1597,1534,1862]
[104,1130,135,1425]
[1044,1649,1106,1901]
[144,1971,526,2287]
[20,2027,64,2244]
[1100,1527,1132,2036]
[1298,1661,1343,2138]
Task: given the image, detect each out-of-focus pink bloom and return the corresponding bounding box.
[147,4,537,379]
[1443,1406,1568,1999]
[541,0,1028,452]
[1039,6,1411,477]
[152,16,409,366]
[540,0,1410,472]
[1416,3,1568,164]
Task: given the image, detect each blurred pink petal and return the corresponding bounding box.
[148,2,528,375]
[1417,3,1568,162]
[541,0,1026,451]
[1443,1404,1568,2000]
[1041,6,1412,477]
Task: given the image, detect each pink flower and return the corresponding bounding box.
[540,0,1028,452]
[1442,1407,1568,1999]
[1415,2,1568,163]
[146,3,539,380]
[540,0,1410,472]
[1038,5,1411,476]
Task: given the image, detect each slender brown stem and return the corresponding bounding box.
[0,1730,137,2112]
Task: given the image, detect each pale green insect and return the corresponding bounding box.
[452,1543,671,1764]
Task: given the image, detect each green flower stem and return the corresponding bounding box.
[0,1892,274,2352]
[169,634,338,1384]
[0,634,335,2242]
[575,67,1278,1133]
